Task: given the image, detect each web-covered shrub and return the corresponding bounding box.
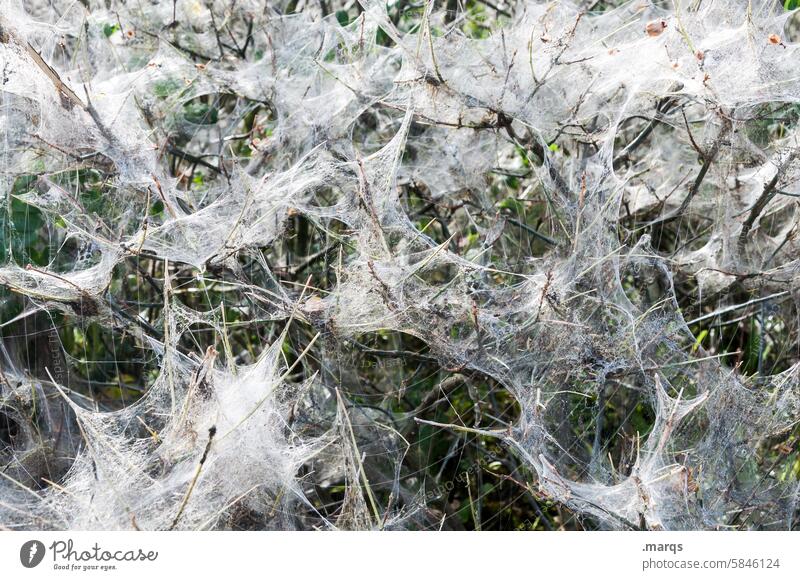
[1,0,800,530]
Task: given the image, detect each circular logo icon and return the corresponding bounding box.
[20,540,46,568]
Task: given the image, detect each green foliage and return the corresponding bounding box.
[1,176,48,266]
[335,9,351,27]
[153,78,184,99]
[103,22,120,37]
[183,100,220,125]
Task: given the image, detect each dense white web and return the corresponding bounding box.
[1,0,800,530]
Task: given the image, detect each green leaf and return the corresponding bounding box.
[103,23,120,37]
[376,26,392,47]
[149,200,164,217]
[691,329,708,353]
[183,101,219,125]
[335,10,350,27]
[786,0,800,10]
[1,193,47,265]
[152,78,183,99]
[498,197,524,214]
